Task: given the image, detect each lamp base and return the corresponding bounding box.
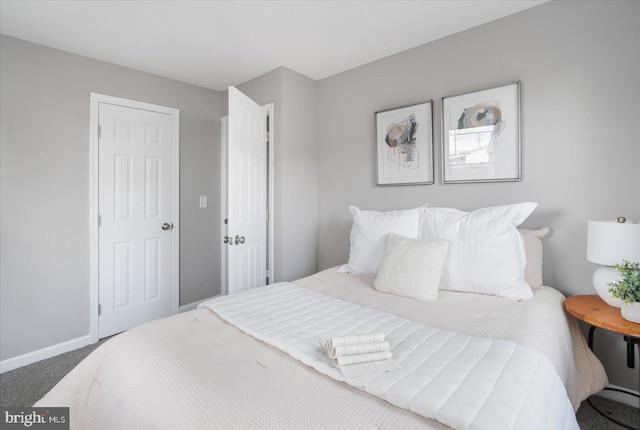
[593,267,622,308]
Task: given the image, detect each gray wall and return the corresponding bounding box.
[232,67,320,283]
[2,0,639,396]
[0,35,223,360]
[316,1,640,391]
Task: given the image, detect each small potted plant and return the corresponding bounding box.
[608,259,640,323]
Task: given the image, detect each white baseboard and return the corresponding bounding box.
[179,294,219,313]
[0,299,219,374]
[596,384,640,408]
[0,334,93,374]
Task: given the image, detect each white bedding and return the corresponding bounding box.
[203,282,578,429]
[36,266,607,429]
[296,267,607,408]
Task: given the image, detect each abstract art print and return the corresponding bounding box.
[441,82,521,183]
[375,101,433,185]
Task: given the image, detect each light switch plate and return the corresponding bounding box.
[199,195,207,208]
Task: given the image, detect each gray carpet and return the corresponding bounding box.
[0,338,108,407]
[1,340,639,429]
[576,395,640,430]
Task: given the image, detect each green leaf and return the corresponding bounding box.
[608,259,640,303]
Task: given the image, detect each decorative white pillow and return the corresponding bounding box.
[421,202,538,300]
[374,233,449,302]
[519,227,550,288]
[340,205,426,276]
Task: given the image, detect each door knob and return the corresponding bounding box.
[223,236,230,244]
[162,223,173,231]
[234,235,245,245]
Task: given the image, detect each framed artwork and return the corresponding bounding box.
[375,101,433,186]
[441,81,521,183]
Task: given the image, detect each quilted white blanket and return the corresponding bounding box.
[203,283,579,430]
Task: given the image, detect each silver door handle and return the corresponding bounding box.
[162,223,173,231]
[223,236,230,244]
[234,235,245,245]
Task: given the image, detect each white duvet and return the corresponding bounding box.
[36,267,607,429]
[203,282,578,430]
[295,267,607,408]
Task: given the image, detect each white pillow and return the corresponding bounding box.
[519,227,550,288]
[374,233,449,302]
[421,202,538,300]
[340,205,426,276]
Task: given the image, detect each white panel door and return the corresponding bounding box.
[227,87,268,294]
[98,103,174,338]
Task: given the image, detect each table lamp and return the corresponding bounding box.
[587,218,640,307]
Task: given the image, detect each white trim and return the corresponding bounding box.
[220,103,275,294]
[0,335,92,374]
[89,93,180,343]
[221,116,229,296]
[265,103,275,284]
[89,93,100,343]
[596,384,640,408]
[179,295,220,313]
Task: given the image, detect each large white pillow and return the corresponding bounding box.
[520,227,550,288]
[340,205,426,276]
[374,233,449,302]
[421,202,538,300]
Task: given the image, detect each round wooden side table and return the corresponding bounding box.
[564,294,639,430]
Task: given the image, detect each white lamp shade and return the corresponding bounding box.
[587,220,640,266]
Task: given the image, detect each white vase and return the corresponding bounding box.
[621,302,640,323]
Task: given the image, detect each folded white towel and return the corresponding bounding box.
[327,333,385,348]
[320,333,399,378]
[337,359,400,379]
[333,341,390,358]
[333,350,392,366]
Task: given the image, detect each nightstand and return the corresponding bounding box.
[564,295,639,429]
[564,295,640,366]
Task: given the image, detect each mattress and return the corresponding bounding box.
[35,267,607,429]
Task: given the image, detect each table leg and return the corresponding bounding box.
[588,326,638,370]
[586,329,639,429]
[623,336,639,369]
[588,325,596,351]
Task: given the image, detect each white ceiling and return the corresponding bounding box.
[0,1,547,91]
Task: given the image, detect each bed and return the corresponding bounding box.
[36,203,608,429]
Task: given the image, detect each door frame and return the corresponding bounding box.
[89,92,180,343]
[220,103,274,295]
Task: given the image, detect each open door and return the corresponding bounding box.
[224,87,270,294]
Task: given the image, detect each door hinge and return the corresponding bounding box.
[266,210,269,221]
[98,214,102,226]
[98,125,102,138]
[98,304,102,315]
[266,131,269,142]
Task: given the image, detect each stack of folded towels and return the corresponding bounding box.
[321,332,399,378]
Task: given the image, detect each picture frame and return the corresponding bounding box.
[441,81,521,183]
[375,100,433,186]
